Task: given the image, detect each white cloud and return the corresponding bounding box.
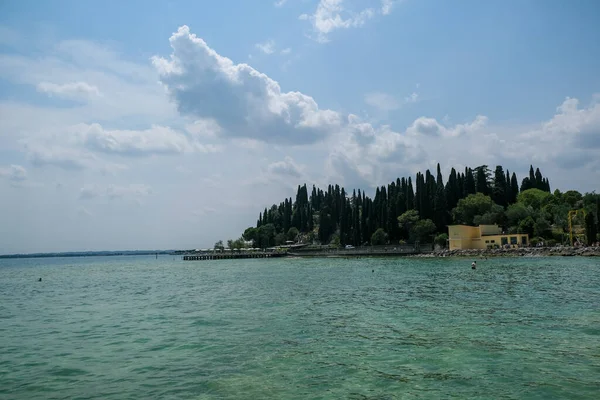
[274,0,288,7]
[300,0,395,42]
[152,26,342,145]
[79,184,153,200]
[255,40,276,55]
[20,121,220,173]
[365,89,419,112]
[280,48,292,55]
[267,156,305,178]
[78,123,219,156]
[0,164,27,181]
[36,81,101,100]
[365,92,400,111]
[405,92,419,103]
[192,206,217,216]
[381,0,395,15]
[407,115,488,138]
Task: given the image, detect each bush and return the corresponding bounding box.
[434,233,448,248]
[371,228,388,245]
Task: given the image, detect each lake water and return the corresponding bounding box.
[1,255,599,399]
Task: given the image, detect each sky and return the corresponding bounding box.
[1,0,599,254]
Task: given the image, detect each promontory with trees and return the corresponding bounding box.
[223,165,599,251]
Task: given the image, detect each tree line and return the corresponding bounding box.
[223,164,598,249]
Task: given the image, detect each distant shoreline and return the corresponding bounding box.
[0,251,175,260]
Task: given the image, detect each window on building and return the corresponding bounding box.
[485,240,489,243]
[521,236,527,245]
[491,240,495,243]
[510,236,517,245]
[501,237,508,246]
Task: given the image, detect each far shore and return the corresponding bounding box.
[410,246,600,258]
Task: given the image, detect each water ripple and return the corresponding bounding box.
[0,255,599,399]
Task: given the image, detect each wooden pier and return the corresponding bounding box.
[182,252,286,261]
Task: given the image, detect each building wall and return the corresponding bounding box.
[448,225,529,250]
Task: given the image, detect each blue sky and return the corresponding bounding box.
[1,0,599,253]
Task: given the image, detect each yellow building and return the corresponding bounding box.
[448,224,529,250]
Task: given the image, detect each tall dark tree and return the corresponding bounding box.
[474,165,491,195]
[492,165,507,207]
[510,173,519,204]
[406,177,415,210]
[465,168,476,196]
[585,213,597,246]
[445,167,459,211]
[434,164,448,231]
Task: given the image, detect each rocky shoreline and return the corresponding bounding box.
[411,246,600,258]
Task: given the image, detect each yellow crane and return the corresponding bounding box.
[568,209,586,246]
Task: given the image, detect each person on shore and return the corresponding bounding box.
[471,261,476,269]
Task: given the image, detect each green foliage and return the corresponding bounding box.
[518,216,535,237]
[371,228,388,245]
[585,213,597,246]
[452,193,494,225]
[274,233,286,246]
[562,190,583,208]
[505,203,531,227]
[243,227,258,243]
[411,219,436,242]
[534,217,552,238]
[234,164,598,249]
[287,227,299,242]
[214,240,224,251]
[397,209,419,239]
[517,188,551,209]
[329,233,341,248]
[434,233,449,248]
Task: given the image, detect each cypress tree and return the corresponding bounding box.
[434,163,448,231]
[465,168,476,195]
[445,167,458,211]
[474,165,490,195]
[492,165,507,207]
[426,170,436,221]
[510,173,519,203]
[406,177,415,210]
[535,168,543,190]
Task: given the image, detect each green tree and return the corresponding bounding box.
[434,233,449,248]
[517,188,551,210]
[329,233,341,248]
[371,228,388,245]
[492,165,507,206]
[452,193,495,225]
[518,216,535,237]
[562,190,583,208]
[585,213,597,245]
[257,223,276,248]
[434,163,448,231]
[412,219,437,242]
[398,209,419,239]
[274,232,286,246]
[214,240,224,251]
[534,217,552,238]
[226,239,234,249]
[287,227,299,242]
[473,204,505,226]
[506,203,532,228]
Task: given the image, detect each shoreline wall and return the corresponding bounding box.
[412,246,600,258]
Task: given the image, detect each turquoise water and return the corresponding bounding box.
[1,256,599,399]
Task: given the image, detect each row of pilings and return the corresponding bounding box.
[182,252,285,261]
